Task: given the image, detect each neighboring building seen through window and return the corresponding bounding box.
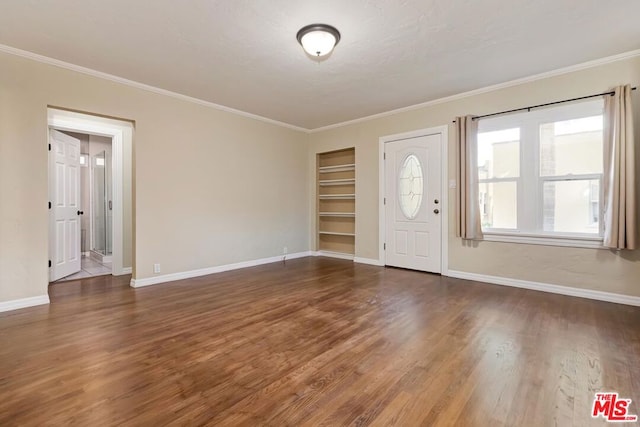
[477,99,604,238]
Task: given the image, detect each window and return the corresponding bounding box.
[477,99,604,246]
[478,128,520,230]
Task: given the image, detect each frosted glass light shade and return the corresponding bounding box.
[301,31,337,57]
[297,24,341,57]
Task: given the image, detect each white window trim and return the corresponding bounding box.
[482,231,604,249]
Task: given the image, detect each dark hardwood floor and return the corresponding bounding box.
[0,257,638,426]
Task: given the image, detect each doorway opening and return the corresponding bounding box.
[51,130,114,280]
[48,108,134,283]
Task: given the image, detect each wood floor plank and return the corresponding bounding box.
[0,257,638,426]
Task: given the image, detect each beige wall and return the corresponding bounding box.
[0,51,309,302]
[309,56,640,297]
[1,48,638,304]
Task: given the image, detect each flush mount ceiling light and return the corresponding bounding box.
[296,24,341,57]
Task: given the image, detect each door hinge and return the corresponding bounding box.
[383,152,386,160]
[383,243,386,250]
[48,143,51,151]
[48,201,51,209]
[48,260,52,268]
[384,197,386,205]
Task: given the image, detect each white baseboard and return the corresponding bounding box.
[446,270,640,307]
[0,294,50,313]
[354,257,385,266]
[111,267,132,276]
[313,250,355,261]
[282,251,313,262]
[130,251,313,288]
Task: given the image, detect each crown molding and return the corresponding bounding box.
[2,43,639,134]
[309,48,640,133]
[0,43,308,133]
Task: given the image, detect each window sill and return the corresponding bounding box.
[481,232,604,249]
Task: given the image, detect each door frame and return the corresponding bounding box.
[378,125,449,274]
[48,108,132,277]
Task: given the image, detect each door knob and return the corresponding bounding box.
[434,209,440,214]
[77,210,84,216]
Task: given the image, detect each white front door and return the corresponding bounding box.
[385,133,442,272]
[49,129,82,281]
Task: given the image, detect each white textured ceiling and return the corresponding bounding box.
[1,0,639,130]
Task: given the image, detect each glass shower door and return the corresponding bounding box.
[105,151,112,255]
[91,150,113,256]
[92,152,106,254]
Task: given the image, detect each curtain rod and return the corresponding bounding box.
[452,87,637,123]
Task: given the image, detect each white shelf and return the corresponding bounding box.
[318,231,356,237]
[319,194,355,200]
[318,164,356,173]
[317,150,356,256]
[319,179,356,186]
[318,212,355,217]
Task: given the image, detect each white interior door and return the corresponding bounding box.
[385,133,442,272]
[49,129,82,281]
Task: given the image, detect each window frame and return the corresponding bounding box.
[476,99,606,249]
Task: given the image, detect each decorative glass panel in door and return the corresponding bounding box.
[398,154,424,219]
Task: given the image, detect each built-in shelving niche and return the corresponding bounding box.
[317,148,355,257]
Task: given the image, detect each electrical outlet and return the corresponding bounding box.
[283,246,288,255]
[153,263,161,274]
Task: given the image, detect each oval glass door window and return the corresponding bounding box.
[398,154,424,219]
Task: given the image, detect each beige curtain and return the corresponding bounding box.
[455,116,483,240]
[603,85,636,250]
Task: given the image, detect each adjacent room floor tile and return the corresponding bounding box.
[53,256,112,283]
